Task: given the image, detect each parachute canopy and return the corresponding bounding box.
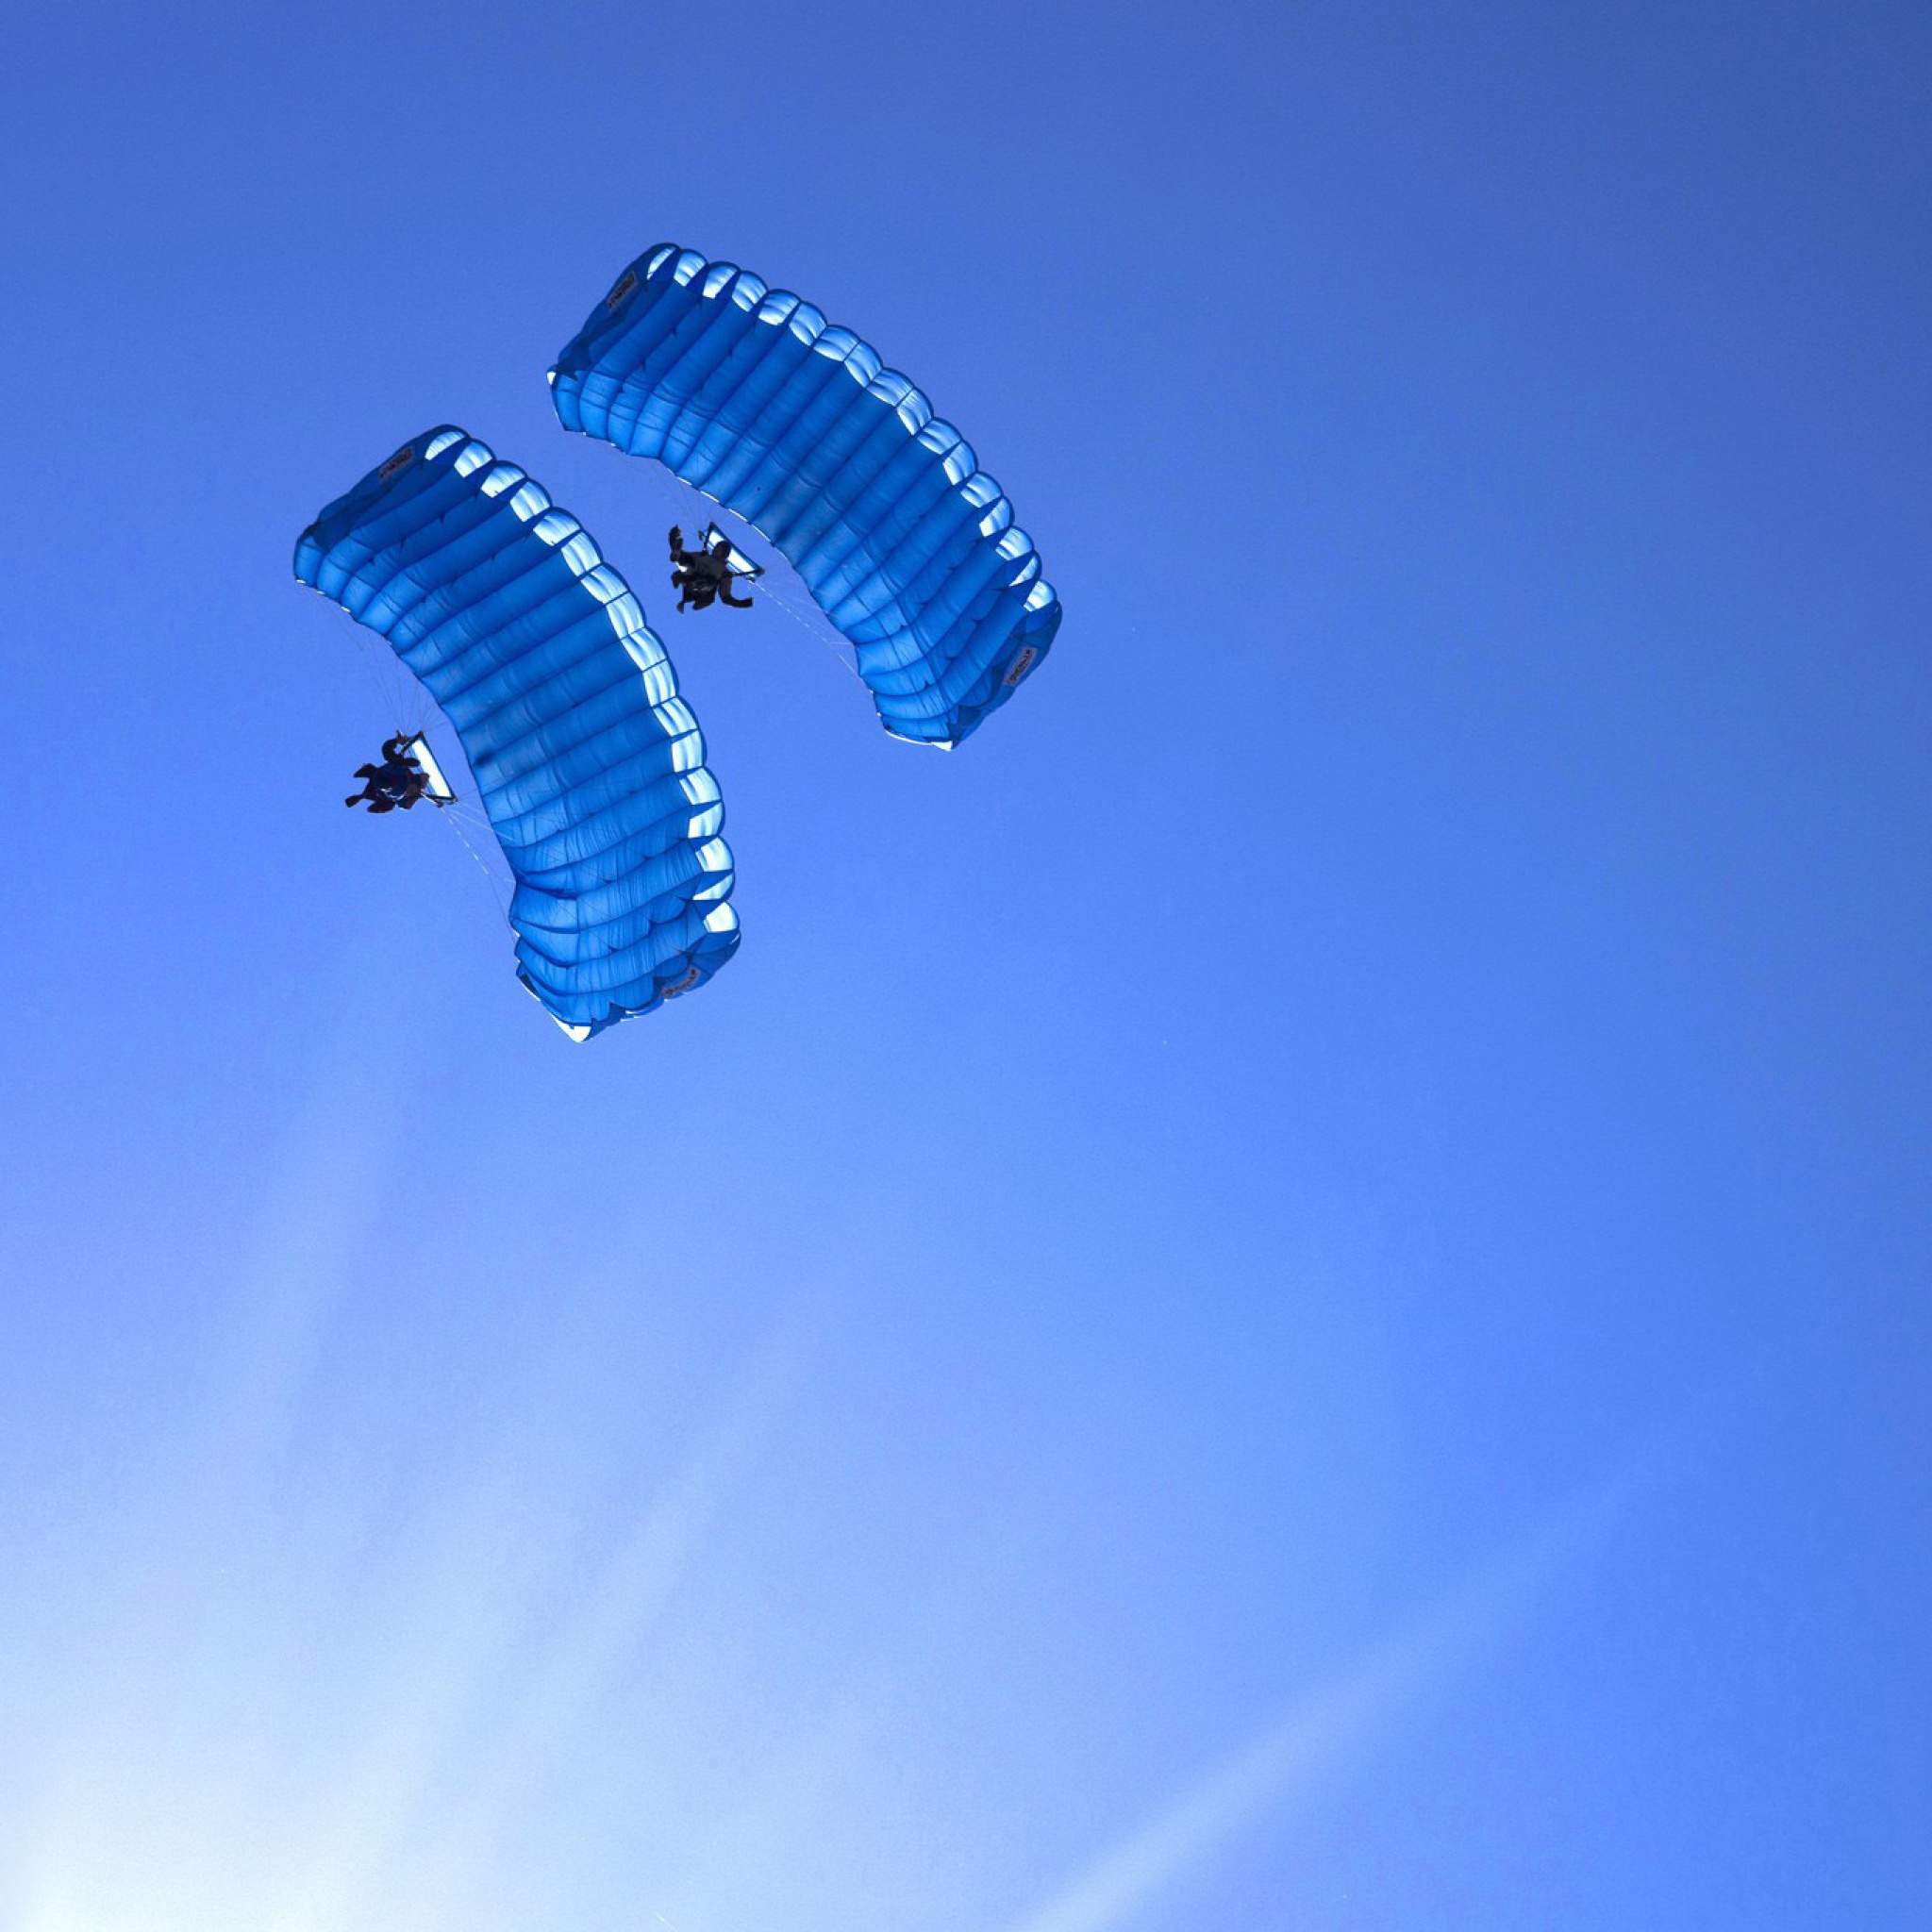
[550,244,1060,749]
[294,426,739,1040]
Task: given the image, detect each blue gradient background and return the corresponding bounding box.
[3,3,1928,1928]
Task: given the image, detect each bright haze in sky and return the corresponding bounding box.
[2,3,1928,1929]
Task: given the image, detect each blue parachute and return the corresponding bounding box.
[550,244,1060,749]
[294,427,739,1040]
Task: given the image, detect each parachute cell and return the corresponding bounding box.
[550,244,1060,748]
[294,426,740,1040]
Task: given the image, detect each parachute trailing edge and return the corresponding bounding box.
[294,426,740,1040]
[550,243,1061,748]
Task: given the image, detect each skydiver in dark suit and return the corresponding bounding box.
[344,735,444,812]
[669,526,755,612]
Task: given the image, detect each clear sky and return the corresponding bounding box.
[3,2,1929,1927]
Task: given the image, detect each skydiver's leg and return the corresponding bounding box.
[720,579,754,608]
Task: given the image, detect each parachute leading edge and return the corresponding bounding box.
[294,426,740,1039]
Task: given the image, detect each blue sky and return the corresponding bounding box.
[3,1,1929,1926]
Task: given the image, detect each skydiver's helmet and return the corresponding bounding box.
[382,734,414,761]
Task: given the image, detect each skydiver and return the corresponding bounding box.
[344,734,444,812]
[668,525,754,612]
[668,525,726,608]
